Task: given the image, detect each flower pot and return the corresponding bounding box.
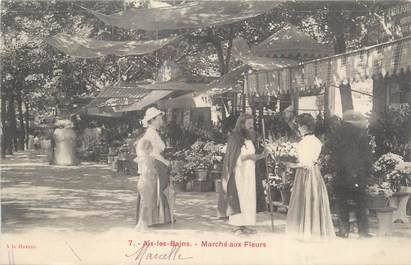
[174,181,187,192]
[195,169,208,181]
[280,190,291,205]
[366,195,388,209]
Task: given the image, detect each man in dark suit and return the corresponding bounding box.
[328,110,373,238]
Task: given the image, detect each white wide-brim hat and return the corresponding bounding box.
[142,107,164,127]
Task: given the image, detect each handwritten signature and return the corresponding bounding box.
[125,245,193,265]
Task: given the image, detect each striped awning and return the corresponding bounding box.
[246,36,411,96]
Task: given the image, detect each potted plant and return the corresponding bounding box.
[386,162,411,192]
[185,141,212,181]
[366,181,393,208]
[170,160,188,192]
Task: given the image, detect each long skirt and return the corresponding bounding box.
[228,147,256,226]
[136,159,172,226]
[286,165,335,241]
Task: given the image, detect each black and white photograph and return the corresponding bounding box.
[1,0,411,264]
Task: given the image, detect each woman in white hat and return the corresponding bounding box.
[135,107,172,229]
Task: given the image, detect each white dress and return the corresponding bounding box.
[135,127,172,226]
[229,140,256,226]
[286,135,335,241]
[54,128,76,165]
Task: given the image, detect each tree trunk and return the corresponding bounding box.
[1,93,7,158]
[207,27,236,117]
[225,26,234,72]
[24,101,30,149]
[328,5,347,54]
[7,93,17,154]
[16,92,25,150]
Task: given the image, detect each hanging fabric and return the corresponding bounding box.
[46,33,177,58]
[82,2,281,31]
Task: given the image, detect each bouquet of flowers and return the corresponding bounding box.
[262,174,283,188]
[266,137,298,163]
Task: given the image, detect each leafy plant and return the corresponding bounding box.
[386,162,411,192]
[373,152,404,180]
[369,106,411,158]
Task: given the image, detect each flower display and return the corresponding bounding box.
[373,152,404,179]
[266,137,298,163]
[386,161,411,192]
[366,182,393,198]
[169,140,227,183]
[262,174,282,188]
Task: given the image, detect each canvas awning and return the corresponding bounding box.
[139,81,208,91]
[157,92,212,109]
[251,24,334,60]
[96,83,147,98]
[232,38,298,71]
[204,65,250,95]
[83,1,281,31]
[46,33,177,58]
[246,35,411,96]
[82,98,125,117]
[117,90,174,112]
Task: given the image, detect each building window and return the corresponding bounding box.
[386,82,409,108]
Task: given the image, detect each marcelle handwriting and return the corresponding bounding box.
[125,245,193,265]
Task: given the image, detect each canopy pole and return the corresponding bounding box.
[262,117,275,232]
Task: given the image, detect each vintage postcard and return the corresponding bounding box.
[1,0,411,264]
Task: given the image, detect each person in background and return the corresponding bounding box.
[54,120,77,166]
[217,113,268,235]
[135,107,173,228]
[33,133,40,150]
[328,110,373,238]
[283,113,335,241]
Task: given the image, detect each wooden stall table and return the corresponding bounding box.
[389,191,411,223]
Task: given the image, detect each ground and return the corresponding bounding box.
[1,150,411,265]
